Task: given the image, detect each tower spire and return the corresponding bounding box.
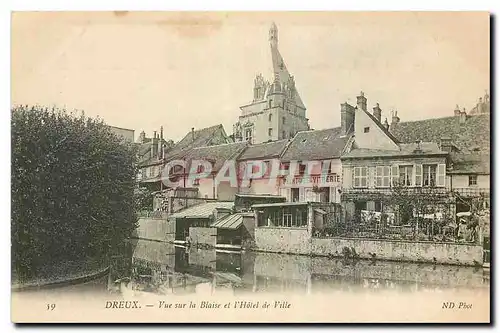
[269,22,278,47]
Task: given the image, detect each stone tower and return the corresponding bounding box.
[233,22,310,144]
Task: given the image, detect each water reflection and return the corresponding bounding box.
[105,239,489,297]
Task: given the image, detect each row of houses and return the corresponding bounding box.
[137,90,490,215]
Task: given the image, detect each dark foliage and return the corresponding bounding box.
[11,105,139,281]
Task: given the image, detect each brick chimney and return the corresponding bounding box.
[151,131,158,158]
[356,91,367,112]
[459,108,467,124]
[389,110,400,132]
[454,104,461,116]
[440,137,453,152]
[340,102,355,136]
[373,103,382,122]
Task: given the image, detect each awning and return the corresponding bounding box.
[211,214,243,230]
[170,202,234,219]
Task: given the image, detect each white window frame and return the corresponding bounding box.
[399,165,413,187]
[422,164,437,187]
[353,166,368,188]
[375,166,391,188]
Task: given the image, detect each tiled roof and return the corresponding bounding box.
[166,124,229,161]
[211,213,243,230]
[342,142,446,159]
[183,142,248,172]
[238,139,289,161]
[449,153,490,174]
[169,201,234,219]
[280,127,351,161]
[391,114,490,154]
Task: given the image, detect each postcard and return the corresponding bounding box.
[11,11,490,323]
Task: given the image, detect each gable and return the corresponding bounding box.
[354,108,399,151]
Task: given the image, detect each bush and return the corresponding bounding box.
[11,105,139,280]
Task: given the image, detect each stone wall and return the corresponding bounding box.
[311,237,483,266]
[189,227,217,247]
[310,256,486,288]
[254,227,311,255]
[136,218,172,242]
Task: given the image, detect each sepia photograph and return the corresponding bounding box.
[10,11,490,323]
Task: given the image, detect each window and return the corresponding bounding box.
[469,175,478,186]
[268,99,272,108]
[268,128,273,137]
[423,164,437,187]
[364,127,370,133]
[282,131,286,139]
[291,188,300,202]
[283,211,293,227]
[269,113,272,122]
[353,166,368,188]
[375,201,383,212]
[375,166,391,188]
[244,128,253,143]
[282,117,286,124]
[299,163,306,175]
[399,165,413,186]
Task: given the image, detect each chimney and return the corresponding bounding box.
[389,110,400,131]
[459,108,467,124]
[191,127,195,142]
[340,102,355,136]
[440,137,453,153]
[454,104,461,116]
[159,126,164,158]
[373,103,382,122]
[356,91,367,112]
[153,130,157,139]
[139,130,146,143]
[383,118,389,130]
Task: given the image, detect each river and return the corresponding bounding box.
[100,239,489,296]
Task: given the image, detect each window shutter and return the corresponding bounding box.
[343,167,352,188]
[375,166,382,187]
[415,164,422,187]
[299,188,305,202]
[391,164,399,187]
[437,164,446,187]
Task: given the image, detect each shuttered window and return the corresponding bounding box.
[437,164,446,187]
[391,165,399,187]
[375,166,391,188]
[353,166,368,188]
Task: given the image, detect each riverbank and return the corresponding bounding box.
[12,257,110,292]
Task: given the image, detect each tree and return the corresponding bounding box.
[11,105,139,281]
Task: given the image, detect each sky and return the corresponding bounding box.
[11,11,490,142]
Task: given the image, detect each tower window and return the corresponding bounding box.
[282,117,286,125]
[268,99,272,109]
[282,131,286,139]
[269,113,272,122]
[268,128,273,137]
[364,127,370,133]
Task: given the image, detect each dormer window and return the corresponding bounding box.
[364,127,370,133]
